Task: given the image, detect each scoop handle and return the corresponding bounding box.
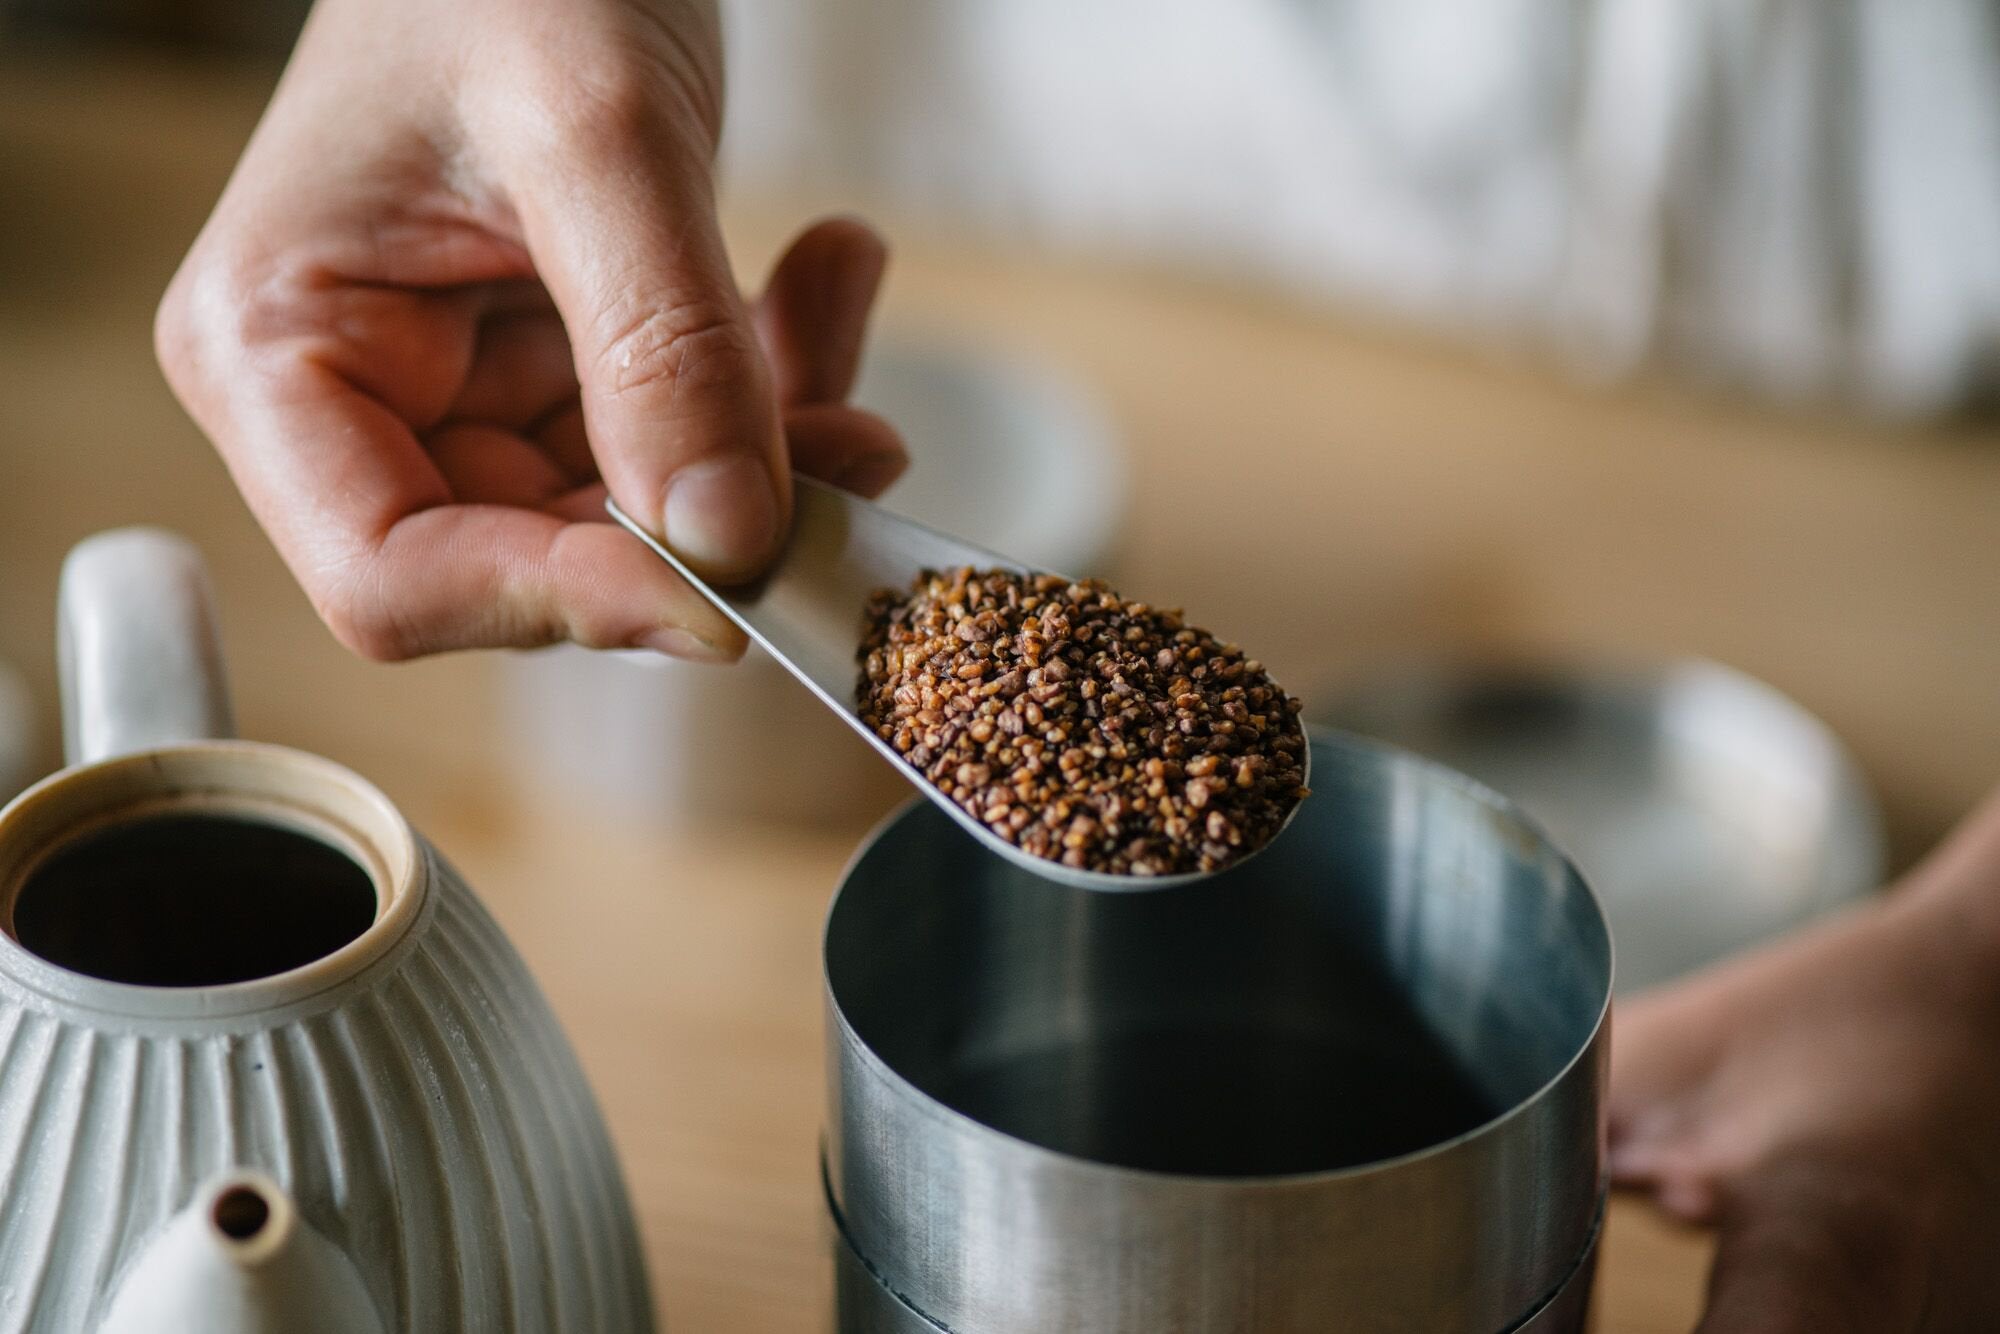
[57,528,236,766]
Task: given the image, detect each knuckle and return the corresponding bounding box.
[155,242,307,391]
[491,13,721,167]
[552,72,661,163]
[152,274,195,389]
[542,527,651,652]
[593,298,762,405]
[560,611,627,653]
[152,251,246,396]
[322,607,415,664]
[509,54,680,171]
[313,576,419,664]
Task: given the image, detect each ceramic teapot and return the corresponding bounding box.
[0,530,654,1332]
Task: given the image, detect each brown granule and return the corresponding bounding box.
[857,568,1309,876]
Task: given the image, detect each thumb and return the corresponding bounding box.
[505,103,789,582]
[1695,1164,1926,1334]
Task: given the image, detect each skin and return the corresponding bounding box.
[161,1,2000,1323]
[1612,788,2000,1331]
[156,0,907,664]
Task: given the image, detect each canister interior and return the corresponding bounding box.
[827,736,1611,1178]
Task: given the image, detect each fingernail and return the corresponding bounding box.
[639,626,739,663]
[662,455,780,577]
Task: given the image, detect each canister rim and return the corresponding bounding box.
[823,726,1614,1188]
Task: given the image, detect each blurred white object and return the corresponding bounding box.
[722,0,2000,416]
[854,341,1126,579]
[500,339,1125,826]
[0,660,35,800]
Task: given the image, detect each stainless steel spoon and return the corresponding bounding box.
[606,477,1308,891]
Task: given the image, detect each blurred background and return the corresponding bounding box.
[2,2,1998,1329]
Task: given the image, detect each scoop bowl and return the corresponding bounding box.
[606,479,1308,892]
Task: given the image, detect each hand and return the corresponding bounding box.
[1610,791,2000,1332]
[156,0,905,662]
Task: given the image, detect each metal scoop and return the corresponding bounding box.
[606,477,1308,892]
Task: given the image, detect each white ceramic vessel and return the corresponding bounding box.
[0,530,654,1332]
[0,661,35,803]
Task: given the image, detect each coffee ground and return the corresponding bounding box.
[857,568,1308,876]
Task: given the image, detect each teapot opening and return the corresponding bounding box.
[211,1183,272,1242]
[9,810,377,988]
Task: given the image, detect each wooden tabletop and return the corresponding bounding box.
[7,44,2000,1332]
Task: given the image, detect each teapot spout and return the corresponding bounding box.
[98,1172,384,1334]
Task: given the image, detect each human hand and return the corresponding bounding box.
[156,0,904,662]
[1610,792,2000,1331]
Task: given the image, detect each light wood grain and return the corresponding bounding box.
[7,43,1997,1333]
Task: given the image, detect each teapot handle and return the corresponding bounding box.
[57,529,236,766]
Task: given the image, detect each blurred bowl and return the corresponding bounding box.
[1312,658,1884,992]
[853,336,1126,577]
[499,336,1126,827]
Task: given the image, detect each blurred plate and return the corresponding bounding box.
[1314,658,1883,992]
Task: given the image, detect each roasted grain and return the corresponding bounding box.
[857,569,1308,876]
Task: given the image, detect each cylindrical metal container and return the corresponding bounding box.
[823,730,1612,1333]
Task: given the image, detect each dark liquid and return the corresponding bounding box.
[12,813,377,987]
[930,1024,1495,1176]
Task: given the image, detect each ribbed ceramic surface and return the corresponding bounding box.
[0,850,652,1333]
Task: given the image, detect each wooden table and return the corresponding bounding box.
[8,44,2000,1332]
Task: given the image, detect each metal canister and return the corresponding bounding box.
[823,730,1611,1333]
